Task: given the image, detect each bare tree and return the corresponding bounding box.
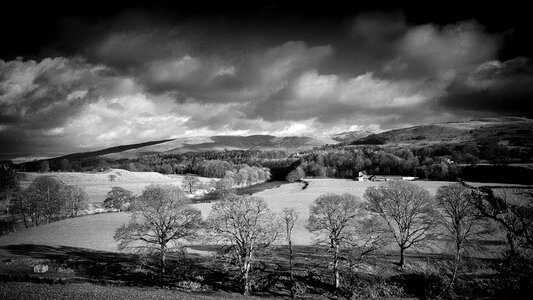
[286,166,305,183]
[436,183,489,292]
[0,164,21,214]
[114,185,202,275]
[207,195,280,296]
[211,177,236,199]
[182,175,201,194]
[63,185,89,217]
[307,193,364,289]
[103,187,134,211]
[11,188,29,228]
[365,181,439,268]
[345,216,390,263]
[281,207,299,298]
[470,186,533,256]
[25,176,66,224]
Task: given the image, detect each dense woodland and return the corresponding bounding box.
[13,140,533,184]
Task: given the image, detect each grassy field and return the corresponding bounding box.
[20,170,215,203]
[1,178,508,253]
[1,177,531,298]
[198,179,461,245]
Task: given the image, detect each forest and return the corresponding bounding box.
[11,140,533,185]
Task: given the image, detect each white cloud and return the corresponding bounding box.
[397,21,500,78]
[276,123,310,136]
[290,70,428,109]
[146,55,201,83]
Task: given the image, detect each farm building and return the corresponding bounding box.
[356,171,372,181]
[370,175,418,181]
[356,172,418,181]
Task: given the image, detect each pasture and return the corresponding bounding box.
[1,178,512,255]
[20,169,215,203]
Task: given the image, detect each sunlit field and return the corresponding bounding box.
[20,170,214,203]
[3,178,513,255]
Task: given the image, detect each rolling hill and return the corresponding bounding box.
[331,130,375,142]
[100,134,340,159]
[350,117,533,147]
[19,134,342,163]
[13,117,532,165]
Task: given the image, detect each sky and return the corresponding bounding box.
[1,1,532,158]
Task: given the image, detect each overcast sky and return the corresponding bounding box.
[1,2,532,158]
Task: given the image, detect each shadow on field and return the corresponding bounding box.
[1,244,145,283]
[0,244,236,291]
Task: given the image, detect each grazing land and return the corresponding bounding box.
[1,174,532,299]
[2,178,524,250]
[20,169,214,204]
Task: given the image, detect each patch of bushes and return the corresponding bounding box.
[344,274,404,299]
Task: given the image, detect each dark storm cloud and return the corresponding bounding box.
[0,4,531,157]
[80,14,334,104]
[439,57,533,117]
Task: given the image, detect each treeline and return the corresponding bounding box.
[130,150,288,176]
[295,142,533,183]
[298,147,456,180]
[114,181,533,298]
[15,140,533,185]
[0,166,89,234]
[18,150,289,175]
[21,157,117,173]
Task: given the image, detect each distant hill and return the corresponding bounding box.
[56,139,174,161]
[104,135,339,159]
[331,130,374,143]
[350,117,533,147]
[19,139,173,166]
[14,117,532,165]
[18,134,343,163]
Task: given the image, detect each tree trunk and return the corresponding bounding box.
[18,200,29,228]
[160,244,167,276]
[446,247,461,294]
[288,238,295,298]
[243,259,251,296]
[334,243,340,289]
[507,233,517,257]
[399,247,405,268]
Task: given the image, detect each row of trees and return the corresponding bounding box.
[179,165,271,197]
[297,148,459,180]
[129,150,287,175]
[113,180,530,296]
[114,185,280,295]
[293,145,533,183]
[308,181,533,293]
[2,165,135,233]
[9,176,88,228]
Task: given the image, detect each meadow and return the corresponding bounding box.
[20,169,214,203]
[1,177,516,254]
[2,174,532,299]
